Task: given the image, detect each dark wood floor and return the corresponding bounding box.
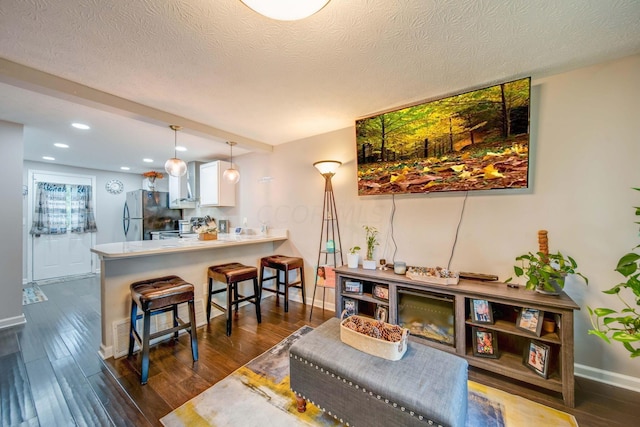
[1,276,638,426]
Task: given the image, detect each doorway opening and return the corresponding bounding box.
[27,170,97,283]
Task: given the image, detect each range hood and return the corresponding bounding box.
[169,161,203,209]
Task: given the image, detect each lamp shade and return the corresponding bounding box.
[165,158,187,177]
[313,160,342,176]
[223,167,240,184]
[240,0,330,21]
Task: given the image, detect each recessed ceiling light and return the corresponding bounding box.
[42,156,55,161]
[54,143,69,148]
[71,122,90,130]
[143,158,153,163]
[175,146,187,152]
[120,166,130,171]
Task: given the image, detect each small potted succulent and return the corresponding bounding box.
[362,226,379,270]
[347,246,360,268]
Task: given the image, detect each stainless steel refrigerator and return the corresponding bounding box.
[123,190,183,241]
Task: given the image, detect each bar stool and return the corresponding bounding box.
[128,275,198,385]
[259,255,306,312]
[207,262,262,336]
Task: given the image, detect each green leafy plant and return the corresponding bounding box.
[363,226,379,260]
[511,251,588,293]
[588,188,640,358]
[348,246,361,255]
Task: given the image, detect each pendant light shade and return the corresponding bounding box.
[240,0,330,21]
[165,125,187,177]
[223,141,240,184]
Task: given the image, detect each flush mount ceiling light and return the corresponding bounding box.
[240,0,330,21]
[223,141,240,184]
[165,125,187,177]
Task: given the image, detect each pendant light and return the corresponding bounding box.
[240,0,330,21]
[223,141,240,184]
[165,125,187,177]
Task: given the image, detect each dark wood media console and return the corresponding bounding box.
[334,266,580,407]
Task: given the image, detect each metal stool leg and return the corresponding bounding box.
[299,266,306,305]
[188,300,199,361]
[206,277,213,322]
[141,311,152,385]
[283,268,290,312]
[172,305,179,340]
[128,300,137,357]
[225,282,233,336]
[253,277,262,323]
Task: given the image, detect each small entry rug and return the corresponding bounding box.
[161,326,578,427]
[22,284,48,305]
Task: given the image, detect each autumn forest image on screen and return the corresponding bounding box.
[356,78,530,195]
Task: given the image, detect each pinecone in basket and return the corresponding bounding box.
[343,316,404,342]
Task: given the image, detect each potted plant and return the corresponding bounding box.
[362,226,379,270]
[507,251,589,295]
[511,250,588,294]
[142,171,164,191]
[193,221,218,241]
[588,188,640,358]
[347,246,360,268]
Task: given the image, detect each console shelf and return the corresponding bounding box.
[334,266,579,407]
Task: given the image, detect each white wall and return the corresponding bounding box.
[234,54,640,388]
[0,121,25,328]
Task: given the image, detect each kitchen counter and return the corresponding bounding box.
[92,229,288,259]
[91,229,289,359]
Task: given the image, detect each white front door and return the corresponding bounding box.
[28,171,96,282]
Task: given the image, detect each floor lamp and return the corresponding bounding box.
[310,160,343,320]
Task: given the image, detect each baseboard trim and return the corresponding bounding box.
[99,343,113,360]
[0,314,27,330]
[575,363,640,393]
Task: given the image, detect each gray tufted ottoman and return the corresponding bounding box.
[289,317,468,427]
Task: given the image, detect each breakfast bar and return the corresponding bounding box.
[91,229,289,359]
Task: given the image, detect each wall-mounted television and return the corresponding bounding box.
[355,77,530,196]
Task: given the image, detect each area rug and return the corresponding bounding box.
[161,326,578,427]
[22,284,48,305]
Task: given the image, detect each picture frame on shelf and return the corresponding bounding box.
[372,284,389,301]
[523,340,550,378]
[516,307,544,336]
[375,304,388,323]
[470,299,493,324]
[343,298,358,317]
[343,280,363,294]
[472,327,499,358]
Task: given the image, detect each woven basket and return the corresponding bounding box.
[198,232,218,241]
[340,312,409,361]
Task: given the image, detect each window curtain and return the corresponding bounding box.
[70,184,98,233]
[30,182,98,235]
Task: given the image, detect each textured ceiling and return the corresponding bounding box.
[0,0,639,173]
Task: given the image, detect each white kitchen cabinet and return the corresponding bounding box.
[199,160,235,207]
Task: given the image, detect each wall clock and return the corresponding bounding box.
[105,179,124,195]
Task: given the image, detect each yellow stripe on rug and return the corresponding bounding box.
[468,381,578,427]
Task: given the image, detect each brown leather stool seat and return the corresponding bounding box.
[259,255,306,312]
[207,262,261,336]
[128,275,198,384]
